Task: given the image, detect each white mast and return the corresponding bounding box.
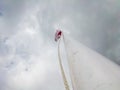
[58,37,70,90]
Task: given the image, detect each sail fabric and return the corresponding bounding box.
[63,36,120,90]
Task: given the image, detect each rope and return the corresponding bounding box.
[58,37,70,90]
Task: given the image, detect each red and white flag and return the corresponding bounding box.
[55,30,62,42]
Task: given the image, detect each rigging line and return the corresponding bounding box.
[58,37,70,90]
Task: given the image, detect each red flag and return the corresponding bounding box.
[55,30,62,42]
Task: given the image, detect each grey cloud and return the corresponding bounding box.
[0,0,120,90]
[0,0,26,37]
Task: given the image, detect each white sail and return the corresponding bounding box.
[62,36,120,90]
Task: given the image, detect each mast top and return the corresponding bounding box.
[55,30,62,42]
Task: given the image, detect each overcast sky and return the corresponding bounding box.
[0,0,120,90]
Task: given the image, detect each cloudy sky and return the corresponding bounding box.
[0,0,120,90]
